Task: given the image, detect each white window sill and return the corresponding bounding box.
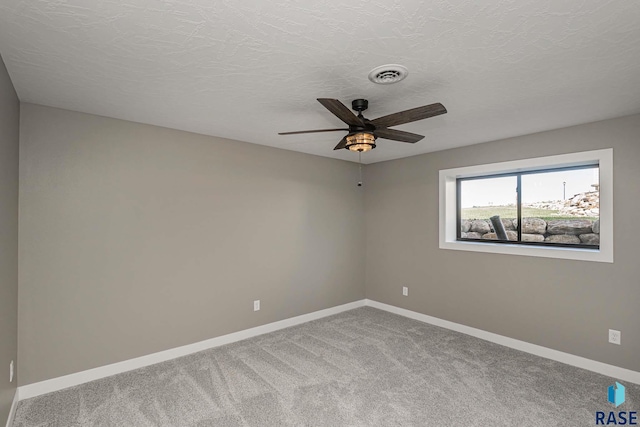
[440,239,610,263]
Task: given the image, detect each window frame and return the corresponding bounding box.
[439,149,613,263]
[456,164,600,249]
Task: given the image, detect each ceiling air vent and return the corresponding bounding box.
[368,64,408,84]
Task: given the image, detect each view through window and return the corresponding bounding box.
[458,165,600,248]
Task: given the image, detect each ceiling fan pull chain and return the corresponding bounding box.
[358,152,363,187]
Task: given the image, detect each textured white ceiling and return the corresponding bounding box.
[1,0,639,164]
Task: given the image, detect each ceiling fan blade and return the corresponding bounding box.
[374,128,425,143]
[371,103,447,128]
[333,137,348,150]
[278,128,348,135]
[317,98,364,127]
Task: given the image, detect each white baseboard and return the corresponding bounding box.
[16,297,640,404]
[18,299,366,400]
[5,388,19,427]
[365,299,640,385]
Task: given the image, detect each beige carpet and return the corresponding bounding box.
[12,307,639,426]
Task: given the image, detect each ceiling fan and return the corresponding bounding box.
[279,98,447,152]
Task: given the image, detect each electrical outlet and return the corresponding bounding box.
[9,360,14,383]
[609,329,621,345]
[402,287,408,297]
[254,300,260,311]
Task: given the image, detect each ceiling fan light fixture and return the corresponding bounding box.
[346,132,376,152]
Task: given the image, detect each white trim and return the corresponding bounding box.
[365,299,640,385]
[16,296,640,404]
[18,299,366,400]
[5,389,19,427]
[439,148,613,263]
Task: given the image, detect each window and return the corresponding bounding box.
[458,165,600,248]
[439,149,613,262]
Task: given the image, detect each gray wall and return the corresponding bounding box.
[18,104,365,385]
[0,56,19,422]
[364,114,640,372]
[16,102,640,388]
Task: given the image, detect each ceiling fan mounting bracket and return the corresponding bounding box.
[351,99,368,113]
